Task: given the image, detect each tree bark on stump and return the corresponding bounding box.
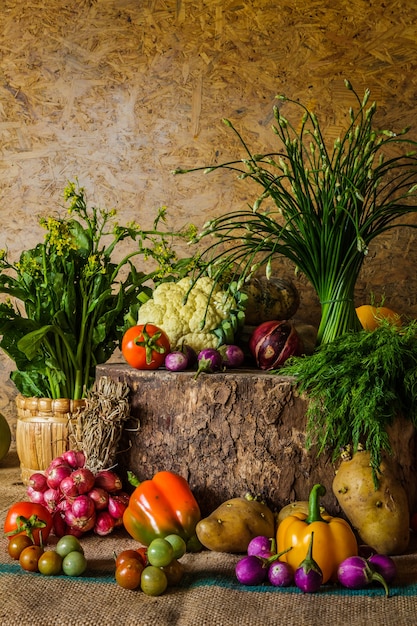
[96,364,417,518]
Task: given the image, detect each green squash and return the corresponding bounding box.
[243,276,300,325]
[0,412,11,460]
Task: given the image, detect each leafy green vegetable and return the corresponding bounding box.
[0,182,196,399]
[174,81,417,345]
[280,321,417,479]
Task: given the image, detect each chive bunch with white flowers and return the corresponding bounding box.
[174,81,417,345]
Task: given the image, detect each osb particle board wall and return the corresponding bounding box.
[1,0,417,436]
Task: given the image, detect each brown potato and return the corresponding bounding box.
[195,496,275,553]
[332,450,409,555]
[276,500,328,527]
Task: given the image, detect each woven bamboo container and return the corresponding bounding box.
[15,395,85,484]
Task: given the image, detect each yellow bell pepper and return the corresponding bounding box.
[277,484,358,583]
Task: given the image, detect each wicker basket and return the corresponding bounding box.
[15,395,85,484]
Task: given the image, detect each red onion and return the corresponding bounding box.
[88,487,109,511]
[62,449,86,469]
[46,464,73,489]
[72,495,95,520]
[249,320,303,370]
[57,498,72,514]
[94,510,116,536]
[28,472,48,492]
[65,508,96,532]
[59,474,78,499]
[43,488,62,512]
[27,485,46,505]
[46,456,69,471]
[52,511,68,538]
[94,469,123,493]
[71,467,95,494]
[108,493,129,519]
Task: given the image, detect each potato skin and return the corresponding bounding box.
[332,450,409,555]
[195,497,275,553]
[276,500,328,527]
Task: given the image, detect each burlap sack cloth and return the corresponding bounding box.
[1,452,417,626]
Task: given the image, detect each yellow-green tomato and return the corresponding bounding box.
[141,565,168,596]
[38,550,63,576]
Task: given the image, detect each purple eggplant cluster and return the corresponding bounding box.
[164,344,245,378]
[235,534,397,596]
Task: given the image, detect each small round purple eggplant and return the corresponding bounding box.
[368,554,397,584]
[235,555,267,586]
[194,348,223,379]
[165,350,189,371]
[337,555,390,596]
[294,532,323,593]
[268,561,294,587]
[218,344,245,368]
[247,535,276,559]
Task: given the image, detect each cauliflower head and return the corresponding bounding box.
[137,276,240,353]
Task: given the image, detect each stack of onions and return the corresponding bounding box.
[27,450,129,538]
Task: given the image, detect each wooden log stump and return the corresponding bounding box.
[96,364,417,518]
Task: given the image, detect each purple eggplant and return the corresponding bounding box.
[294,532,323,593]
[165,351,190,371]
[235,555,268,586]
[247,536,276,559]
[218,344,245,368]
[337,555,390,596]
[367,553,397,584]
[194,348,223,379]
[268,560,294,587]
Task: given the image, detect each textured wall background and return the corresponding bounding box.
[2,0,417,441]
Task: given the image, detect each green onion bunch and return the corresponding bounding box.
[174,80,417,345]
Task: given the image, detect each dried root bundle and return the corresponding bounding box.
[69,377,132,473]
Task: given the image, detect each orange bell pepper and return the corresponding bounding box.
[277,484,358,583]
[122,470,201,546]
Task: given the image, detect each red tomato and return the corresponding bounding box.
[122,324,170,370]
[4,502,53,546]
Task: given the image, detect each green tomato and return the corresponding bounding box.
[147,538,174,567]
[164,534,187,560]
[62,550,87,576]
[140,565,168,596]
[56,535,84,558]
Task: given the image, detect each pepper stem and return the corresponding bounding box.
[305,484,327,524]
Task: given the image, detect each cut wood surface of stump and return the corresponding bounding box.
[97,364,417,518]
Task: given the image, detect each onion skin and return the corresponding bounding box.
[249,320,303,370]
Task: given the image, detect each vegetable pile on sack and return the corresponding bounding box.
[136,276,246,354]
